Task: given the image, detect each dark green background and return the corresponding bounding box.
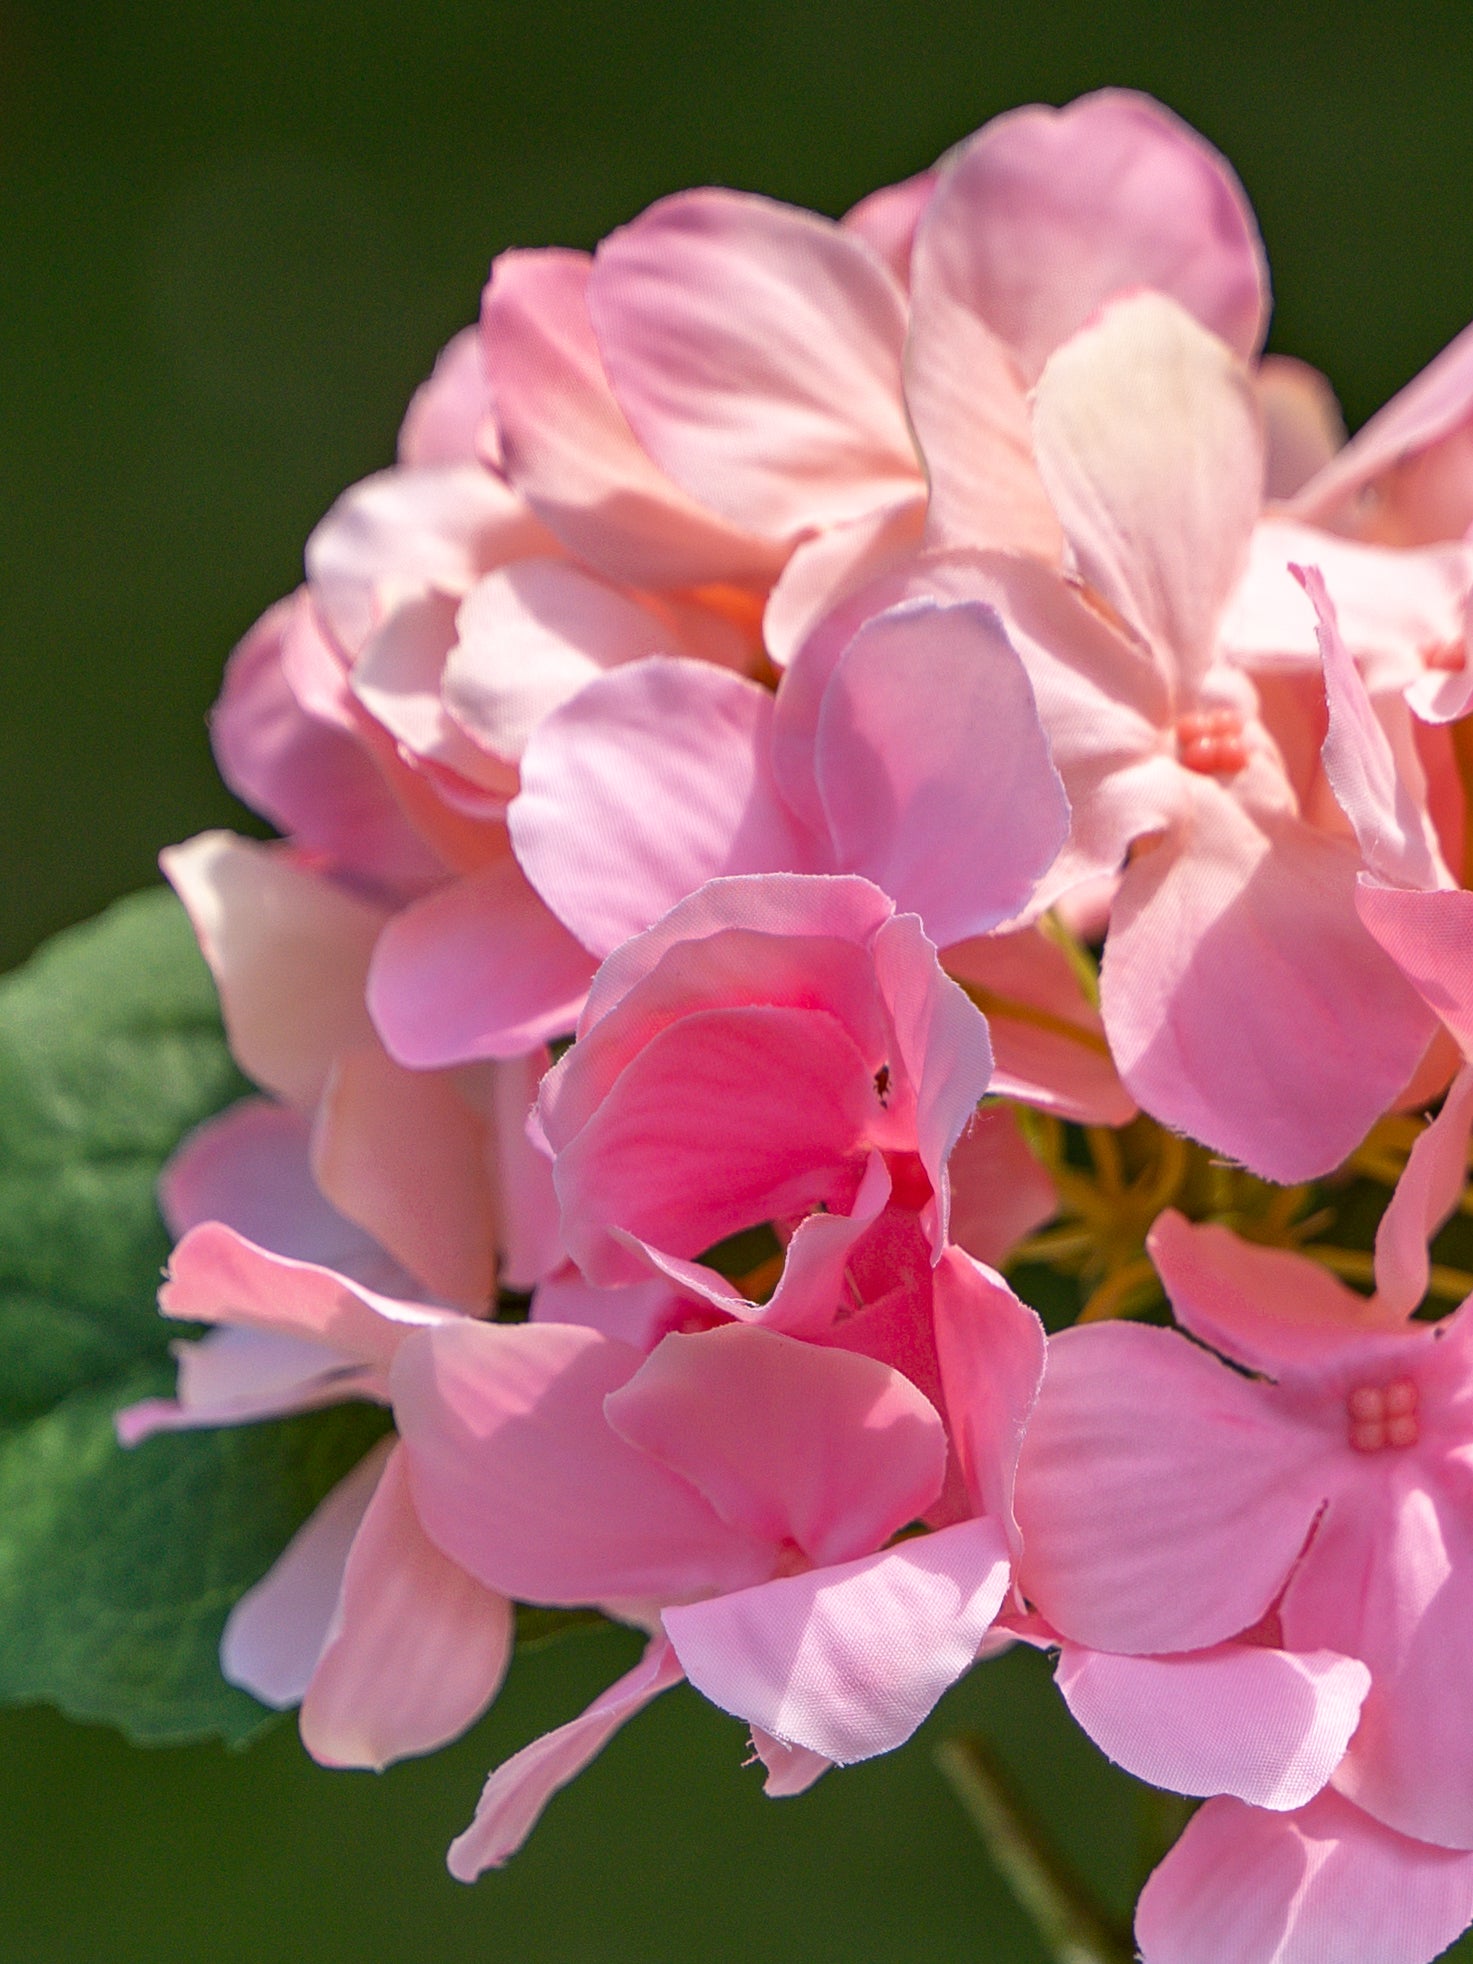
[4,2,1473,1956]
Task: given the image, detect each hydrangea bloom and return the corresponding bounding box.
[118,81,1473,1964]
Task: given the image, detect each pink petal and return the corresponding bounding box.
[1056,1641,1370,1809]
[162,833,385,1107]
[1015,1321,1324,1654]
[367,859,595,1068]
[1030,292,1264,687]
[397,324,490,468]
[1304,564,1448,889]
[1136,1790,1473,1964]
[116,1326,365,1444]
[1357,880,1473,1055]
[1259,354,1347,500]
[510,657,817,959]
[1374,1063,1473,1314]
[300,1444,513,1770]
[489,1051,564,1292]
[447,1637,684,1879]
[605,1324,947,1567]
[749,1726,832,1797]
[814,600,1070,945]
[529,1267,685,1349]
[931,1249,1046,1547]
[944,927,1135,1126]
[754,1151,892,1338]
[664,1517,1011,1763]
[310,1043,496,1310]
[306,464,551,661]
[482,248,778,588]
[1148,1210,1401,1376]
[1101,790,1435,1182]
[391,1320,772,1603]
[549,1003,879,1287]
[923,91,1267,386]
[762,498,927,672]
[840,168,938,287]
[349,591,517,795]
[589,188,920,538]
[221,1441,392,1706]
[945,1106,1058,1265]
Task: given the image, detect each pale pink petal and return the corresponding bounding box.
[510,657,817,959]
[529,1267,685,1349]
[872,911,996,1249]
[549,1004,879,1287]
[1148,1210,1401,1376]
[306,465,551,660]
[1303,564,1448,890]
[665,1517,1010,1763]
[443,559,705,765]
[944,927,1135,1126]
[814,600,1070,945]
[1356,880,1473,1055]
[945,1107,1057,1265]
[349,591,517,795]
[1031,293,1264,687]
[921,91,1268,386]
[931,1250,1046,1549]
[1136,1790,1473,1964]
[605,1324,946,1567]
[482,248,778,587]
[220,1440,392,1706]
[300,1444,512,1770]
[589,188,920,538]
[116,1325,366,1443]
[840,169,938,287]
[391,1320,772,1603]
[1101,789,1434,1182]
[1294,318,1473,532]
[749,1727,832,1797]
[160,1221,450,1367]
[212,595,438,889]
[489,1052,563,1292]
[1014,1321,1324,1654]
[762,498,927,671]
[447,1637,685,1879]
[1374,1064,1473,1314]
[311,1043,496,1310]
[367,859,595,1068]
[1259,355,1347,501]
[162,832,384,1108]
[397,325,490,468]
[1056,1641,1370,1810]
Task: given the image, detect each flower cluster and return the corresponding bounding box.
[123,88,1473,1961]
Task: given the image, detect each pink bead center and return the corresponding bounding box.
[1176,708,1249,775]
[1423,640,1467,674]
[1347,1377,1420,1452]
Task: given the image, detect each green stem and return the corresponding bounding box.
[935,1734,1135,1964]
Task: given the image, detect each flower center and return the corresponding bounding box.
[1423,639,1467,673]
[1176,708,1249,776]
[1347,1377,1420,1452]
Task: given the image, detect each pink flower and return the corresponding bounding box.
[1015,1068,1473,1850]
[391,1250,1044,1873]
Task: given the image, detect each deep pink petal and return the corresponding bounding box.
[482,248,778,587]
[447,1637,684,1879]
[1356,880,1473,1056]
[921,90,1267,385]
[220,1442,391,1706]
[300,1444,512,1769]
[391,1321,771,1603]
[511,657,818,959]
[814,600,1069,944]
[162,833,385,1107]
[589,188,920,538]
[1015,1321,1324,1654]
[932,1250,1046,1549]
[1136,1790,1473,1964]
[1374,1064,1473,1314]
[1031,293,1263,687]
[1101,790,1435,1182]
[605,1324,946,1567]
[1056,1641,1369,1809]
[367,859,595,1068]
[664,1517,1010,1763]
[754,1151,892,1338]
[1148,1210,1401,1376]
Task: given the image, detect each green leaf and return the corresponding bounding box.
[0,888,388,1744]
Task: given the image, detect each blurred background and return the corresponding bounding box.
[4,1,1473,1955]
